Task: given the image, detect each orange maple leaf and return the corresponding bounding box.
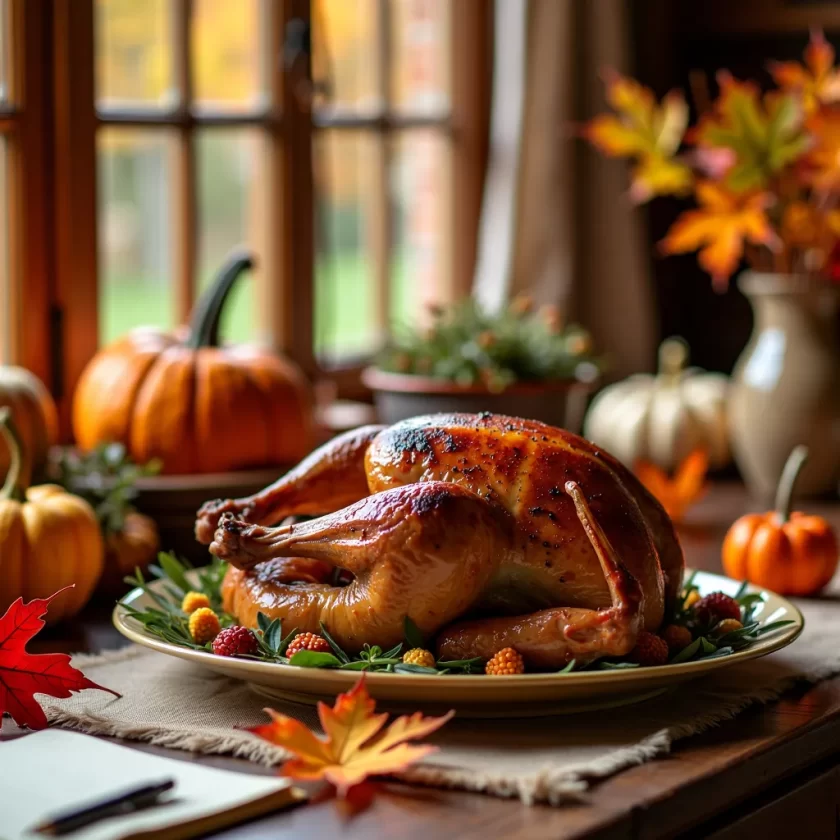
[803,106,840,192]
[635,450,709,523]
[583,71,693,203]
[249,676,453,796]
[779,199,840,263]
[769,29,840,115]
[659,181,779,290]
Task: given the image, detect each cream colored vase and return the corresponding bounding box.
[729,272,840,499]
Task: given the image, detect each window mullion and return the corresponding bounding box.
[450,0,492,300]
[51,0,98,435]
[367,0,391,346]
[6,0,52,384]
[276,0,316,376]
[173,0,196,323]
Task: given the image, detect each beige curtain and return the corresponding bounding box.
[473,0,656,378]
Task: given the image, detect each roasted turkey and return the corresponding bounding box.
[197,413,684,668]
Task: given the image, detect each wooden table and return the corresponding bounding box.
[5,483,840,839]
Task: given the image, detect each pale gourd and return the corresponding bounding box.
[584,338,730,471]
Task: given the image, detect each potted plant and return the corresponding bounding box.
[584,31,840,497]
[362,297,601,430]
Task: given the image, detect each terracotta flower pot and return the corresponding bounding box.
[729,272,840,499]
[361,368,597,432]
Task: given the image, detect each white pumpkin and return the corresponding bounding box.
[584,338,730,471]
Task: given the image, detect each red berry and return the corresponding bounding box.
[286,632,331,657]
[212,626,258,657]
[627,631,669,666]
[694,592,741,626]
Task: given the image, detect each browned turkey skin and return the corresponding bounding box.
[199,414,684,669]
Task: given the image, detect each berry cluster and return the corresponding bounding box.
[286,632,331,657]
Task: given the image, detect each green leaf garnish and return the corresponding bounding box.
[318,622,350,663]
[403,616,425,650]
[394,663,439,675]
[156,552,191,596]
[288,650,343,668]
[670,637,703,664]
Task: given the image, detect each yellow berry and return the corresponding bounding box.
[485,647,525,675]
[403,648,436,668]
[181,591,211,614]
[189,607,221,644]
[716,618,743,635]
[684,590,701,609]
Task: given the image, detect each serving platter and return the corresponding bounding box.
[113,569,803,718]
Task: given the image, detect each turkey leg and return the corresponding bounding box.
[195,424,385,544]
[435,481,645,668]
[212,482,517,652]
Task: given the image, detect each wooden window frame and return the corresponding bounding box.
[4,0,54,386]
[7,0,492,432]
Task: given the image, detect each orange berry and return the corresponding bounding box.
[715,618,743,636]
[188,607,221,645]
[403,648,436,668]
[286,632,331,658]
[661,624,693,655]
[181,591,211,614]
[485,647,525,675]
[627,631,669,666]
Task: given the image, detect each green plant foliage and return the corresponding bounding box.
[56,443,161,534]
[376,298,601,390]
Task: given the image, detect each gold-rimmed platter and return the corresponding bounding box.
[113,569,803,718]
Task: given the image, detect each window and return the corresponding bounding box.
[2,0,490,425]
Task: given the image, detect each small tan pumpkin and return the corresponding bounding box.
[584,337,730,471]
[0,408,103,623]
[0,366,58,482]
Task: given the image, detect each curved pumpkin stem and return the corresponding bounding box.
[0,407,29,502]
[775,445,809,523]
[186,248,255,349]
[657,337,689,383]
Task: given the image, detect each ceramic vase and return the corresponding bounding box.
[729,272,840,499]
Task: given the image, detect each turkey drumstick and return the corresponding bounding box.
[213,481,515,652]
[195,424,385,543]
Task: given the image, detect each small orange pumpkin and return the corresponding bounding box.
[98,512,160,596]
[0,408,103,622]
[72,251,314,475]
[723,446,838,596]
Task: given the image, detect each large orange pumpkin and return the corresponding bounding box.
[722,446,838,596]
[0,366,58,482]
[72,252,314,474]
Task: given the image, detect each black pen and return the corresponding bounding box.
[33,779,176,836]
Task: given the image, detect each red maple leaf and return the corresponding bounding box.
[0,587,119,730]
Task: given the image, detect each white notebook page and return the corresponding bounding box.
[0,729,296,840]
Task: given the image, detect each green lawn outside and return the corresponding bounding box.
[100,251,417,354]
